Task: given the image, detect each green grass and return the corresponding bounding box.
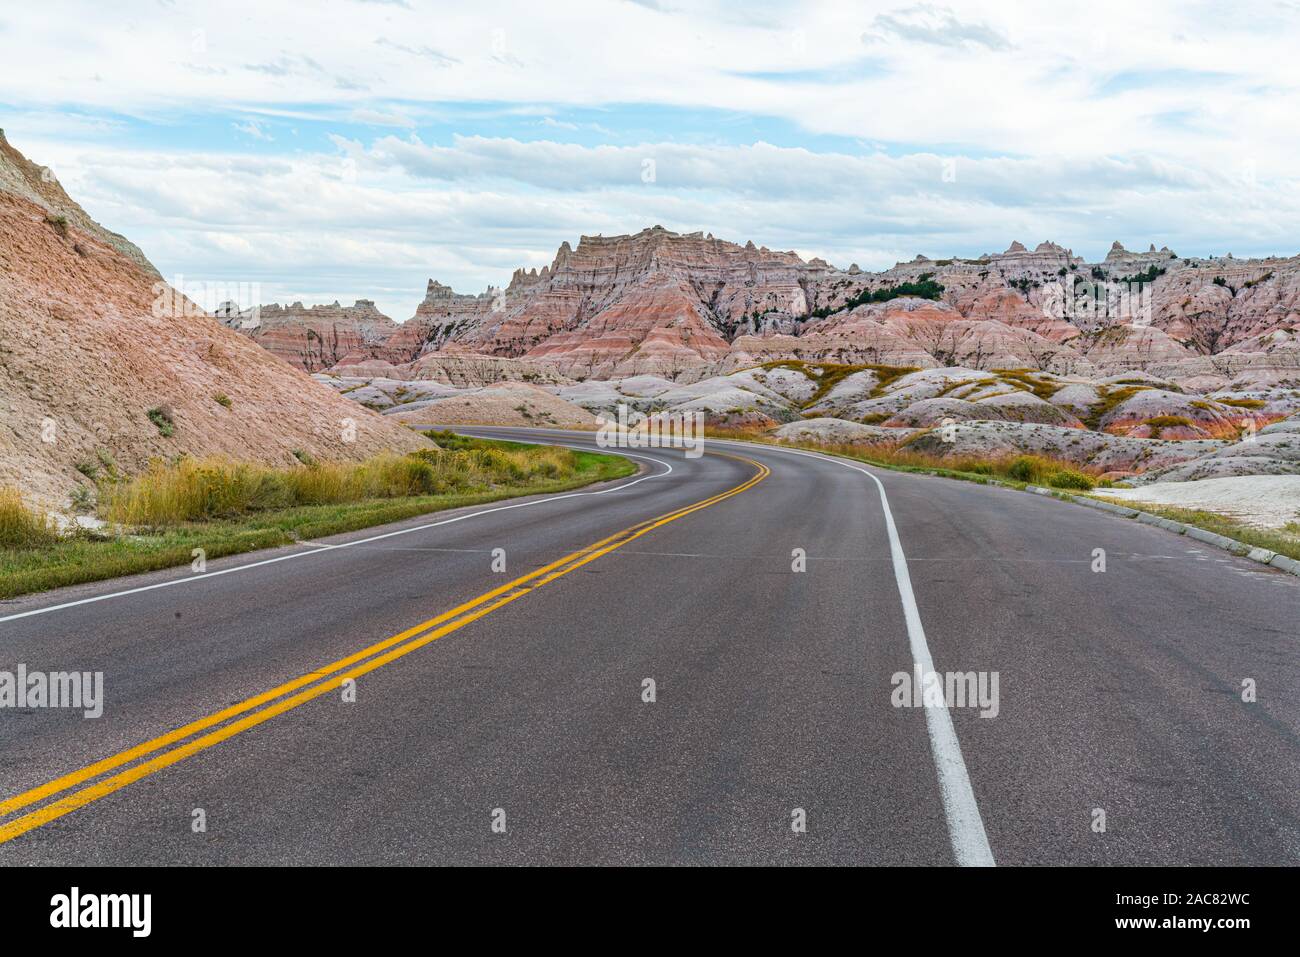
[0,438,634,600]
[424,430,540,453]
[1143,414,1197,439]
[991,368,1064,400]
[0,488,57,549]
[706,427,1100,491]
[752,360,922,408]
[1081,385,1148,430]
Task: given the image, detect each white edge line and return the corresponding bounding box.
[3,426,994,866]
[709,437,996,867]
[0,445,672,625]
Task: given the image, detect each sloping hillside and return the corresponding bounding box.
[0,132,429,509]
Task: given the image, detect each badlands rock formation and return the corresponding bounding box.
[218,299,402,373]
[329,351,570,388]
[228,227,1300,394]
[325,357,1300,485]
[383,382,597,429]
[0,130,156,276]
[0,132,428,509]
[206,215,1300,489]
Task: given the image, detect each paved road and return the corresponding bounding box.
[0,428,1296,865]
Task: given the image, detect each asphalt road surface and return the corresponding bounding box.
[1,428,1297,865]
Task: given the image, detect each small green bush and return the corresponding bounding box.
[1046,469,1095,491]
[1007,455,1046,483]
[1144,415,1194,429]
[95,448,119,482]
[147,407,175,437]
[70,484,95,512]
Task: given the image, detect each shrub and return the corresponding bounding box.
[45,214,69,236]
[0,487,57,547]
[1116,265,1166,285]
[95,448,119,481]
[1007,455,1047,483]
[214,394,233,409]
[808,275,944,319]
[1046,469,1095,491]
[147,407,175,437]
[70,484,95,513]
[1144,415,1194,428]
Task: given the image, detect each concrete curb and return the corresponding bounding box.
[967,475,1292,577]
[1060,492,1297,577]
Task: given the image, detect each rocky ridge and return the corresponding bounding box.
[229,226,1300,395]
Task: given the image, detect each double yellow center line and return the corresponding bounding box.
[0,452,769,845]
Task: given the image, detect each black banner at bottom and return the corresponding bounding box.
[0,865,1284,942]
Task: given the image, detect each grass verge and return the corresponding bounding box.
[0,435,634,600]
[707,428,1299,562]
[704,426,1101,490]
[1088,498,1300,562]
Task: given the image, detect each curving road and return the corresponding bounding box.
[0,427,1297,865]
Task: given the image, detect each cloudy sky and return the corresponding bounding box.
[2,0,1298,319]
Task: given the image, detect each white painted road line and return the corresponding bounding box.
[0,451,674,626]
[710,438,997,867]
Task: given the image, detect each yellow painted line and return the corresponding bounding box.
[0,452,769,845]
[0,454,762,821]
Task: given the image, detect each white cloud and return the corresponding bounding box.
[1,0,1296,318]
[349,108,417,128]
[863,3,1010,51]
[232,119,274,141]
[19,130,1297,324]
[0,0,1293,170]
